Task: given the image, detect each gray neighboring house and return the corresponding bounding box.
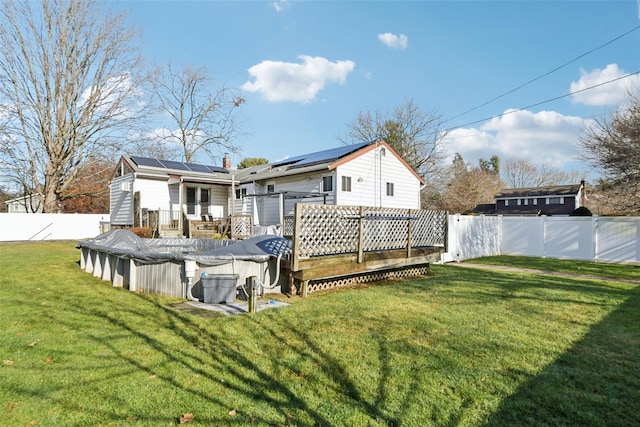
[474,181,587,216]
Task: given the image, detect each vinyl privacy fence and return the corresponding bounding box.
[446,214,640,264]
[0,213,108,241]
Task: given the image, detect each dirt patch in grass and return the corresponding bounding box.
[168,302,227,318]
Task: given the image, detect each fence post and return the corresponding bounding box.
[247,276,257,313]
[542,216,547,258]
[406,209,413,258]
[593,216,599,262]
[357,206,365,264]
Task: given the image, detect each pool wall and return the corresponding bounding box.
[78,231,289,300]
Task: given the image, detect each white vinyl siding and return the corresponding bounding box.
[138,178,172,210]
[249,171,335,223]
[110,175,135,225]
[210,186,228,218]
[334,145,420,209]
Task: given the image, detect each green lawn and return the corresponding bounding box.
[464,255,640,281]
[1,242,639,426]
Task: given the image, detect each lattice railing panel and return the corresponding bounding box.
[305,264,431,294]
[363,207,410,251]
[411,210,447,247]
[231,215,252,239]
[293,204,447,258]
[283,215,294,238]
[296,204,360,257]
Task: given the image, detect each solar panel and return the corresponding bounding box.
[184,163,211,173]
[159,160,190,171]
[277,141,373,169]
[130,156,164,168]
[206,165,229,174]
[131,156,230,175]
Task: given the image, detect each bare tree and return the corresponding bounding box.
[579,90,640,212]
[434,153,503,213]
[501,158,583,188]
[339,98,447,178]
[0,0,147,212]
[60,158,113,213]
[150,64,245,163]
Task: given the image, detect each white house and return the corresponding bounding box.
[109,140,425,235]
[232,140,424,226]
[110,155,235,233]
[4,194,44,213]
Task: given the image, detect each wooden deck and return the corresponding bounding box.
[283,204,447,296]
[285,247,442,282]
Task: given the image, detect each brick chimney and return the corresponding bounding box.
[222,153,231,169]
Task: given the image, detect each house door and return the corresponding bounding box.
[200,189,209,215]
[186,187,196,215]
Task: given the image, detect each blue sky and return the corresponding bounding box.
[114,0,640,178]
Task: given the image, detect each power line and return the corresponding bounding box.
[444,24,640,125]
[444,71,639,133]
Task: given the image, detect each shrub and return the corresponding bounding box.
[129,227,153,238]
[570,206,593,216]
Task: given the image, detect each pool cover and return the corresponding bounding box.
[77,229,291,266]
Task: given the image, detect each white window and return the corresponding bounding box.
[266,183,276,193]
[341,176,351,192]
[235,188,247,199]
[322,176,333,192]
[506,198,518,206]
[386,182,394,197]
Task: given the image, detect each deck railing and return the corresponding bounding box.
[291,204,447,261]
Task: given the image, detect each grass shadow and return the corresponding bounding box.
[481,283,640,426]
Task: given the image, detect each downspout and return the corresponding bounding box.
[231,174,236,216]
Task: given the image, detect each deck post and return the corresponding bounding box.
[292,204,302,272]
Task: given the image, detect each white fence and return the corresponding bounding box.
[446,214,640,264]
[0,213,108,242]
[3,212,638,265]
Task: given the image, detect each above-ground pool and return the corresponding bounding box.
[77,230,291,301]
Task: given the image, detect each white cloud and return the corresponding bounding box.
[444,109,590,170]
[80,73,145,118]
[241,55,356,103]
[272,0,289,13]
[377,32,408,50]
[570,64,640,106]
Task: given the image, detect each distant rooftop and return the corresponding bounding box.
[496,183,582,199]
